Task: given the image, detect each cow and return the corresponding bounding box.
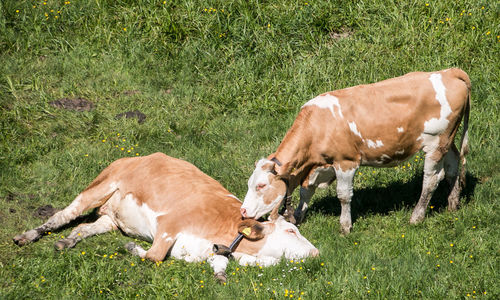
[13,153,319,282]
[240,68,470,235]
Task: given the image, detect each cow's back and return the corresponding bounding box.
[297,69,469,166]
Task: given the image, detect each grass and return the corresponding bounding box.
[1,0,499,298]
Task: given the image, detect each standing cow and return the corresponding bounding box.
[240,68,470,234]
[14,153,319,281]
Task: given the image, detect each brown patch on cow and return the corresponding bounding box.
[238,219,265,240]
[262,175,286,205]
[115,110,147,124]
[329,27,354,40]
[33,205,59,218]
[260,162,275,172]
[50,98,95,112]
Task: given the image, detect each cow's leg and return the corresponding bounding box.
[410,153,446,224]
[126,222,178,262]
[335,166,357,235]
[125,235,176,262]
[13,182,117,246]
[208,255,229,283]
[294,186,316,224]
[282,203,296,225]
[444,144,461,211]
[54,215,117,250]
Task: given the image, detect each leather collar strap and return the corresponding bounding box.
[270,157,282,166]
[228,233,244,251]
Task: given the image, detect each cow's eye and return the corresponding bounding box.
[256,183,267,191]
[285,228,296,234]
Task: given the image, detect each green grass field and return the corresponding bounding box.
[1,0,499,298]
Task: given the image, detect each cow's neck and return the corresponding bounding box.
[202,201,268,255]
[272,118,317,191]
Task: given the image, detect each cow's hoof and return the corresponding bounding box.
[285,214,297,225]
[13,234,30,246]
[54,238,76,250]
[447,198,460,212]
[293,212,305,225]
[340,225,352,236]
[13,230,40,246]
[214,271,227,283]
[409,214,424,225]
[125,242,137,252]
[54,241,65,251]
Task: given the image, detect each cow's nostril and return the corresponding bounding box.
[310,248,319,257]
[240,208,247,218]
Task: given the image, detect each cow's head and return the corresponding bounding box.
[241,158,287,220]
[257,216,319,259]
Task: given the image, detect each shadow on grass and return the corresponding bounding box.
[308,173,478,223]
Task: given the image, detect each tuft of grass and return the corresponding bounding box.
[1,0,499,298]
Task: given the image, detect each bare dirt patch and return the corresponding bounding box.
[115,110,147,124]
[33,205,59,218]
[329,27,354,40]
[50,97,95,112]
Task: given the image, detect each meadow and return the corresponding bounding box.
[0,0,499,298]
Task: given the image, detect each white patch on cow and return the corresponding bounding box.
[397,127,404,133]
[308,166,335,188]
[108,193,165,242]
[128,243,147,258]
[161,232,173,243]
[371,154,392,166]
[423,73,452,135]
[227,194,241,202]
[366,139,383,148]
[208,255,229,274]
[233,253,279,267]
[302,94,343,119]
[348,122,363,139]
[257,217,318,261]
[170,233,213,262]
[335,167,356,199]
[109,181,119,192]
[381,154,391,160]
[419,133,441,155]
[395,149,405,155]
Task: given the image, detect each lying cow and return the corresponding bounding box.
[13,153,319,281]
[240,68,470,234]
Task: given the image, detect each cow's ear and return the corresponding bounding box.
[238,219,266,240]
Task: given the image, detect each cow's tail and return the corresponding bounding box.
[455,69,470,189]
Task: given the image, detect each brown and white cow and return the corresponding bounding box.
[13,153,318,281]
[240,68,470,234]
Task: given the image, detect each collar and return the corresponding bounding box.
[212,233,244,258]
[270,157,282,166]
